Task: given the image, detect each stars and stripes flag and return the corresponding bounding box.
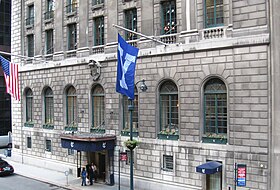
[0,55,20,101]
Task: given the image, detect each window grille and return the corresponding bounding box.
[163,155,173,171]
[27,137,32,148]
[46,140,52,152]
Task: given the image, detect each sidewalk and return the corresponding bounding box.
[1,155,130,190]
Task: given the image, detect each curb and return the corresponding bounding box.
[15,171,81,190]
[14,172,80,190]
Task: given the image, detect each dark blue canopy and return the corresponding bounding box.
[196,161,222,174]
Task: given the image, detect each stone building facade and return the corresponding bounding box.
[11,0,275,190]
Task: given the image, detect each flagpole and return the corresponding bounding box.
[128,99,134,190]
[112,24,168,46]
[0,50,45,61]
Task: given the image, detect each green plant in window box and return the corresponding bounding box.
[90,125,106,134]
[24,121,34,127]
[64,124,78,131]
[202,133,227,144]
[158,126,179,140]
[121,126,139,137]
[124,139,139,150]
[43,122,54,129]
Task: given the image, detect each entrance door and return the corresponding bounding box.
[98,153,106,182]
[206,172,222,190]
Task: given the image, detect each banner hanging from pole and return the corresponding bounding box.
[116,34,139,100]
[0,55,20,101]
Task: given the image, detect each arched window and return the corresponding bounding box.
[26,88,33,122]
[123,88,138,132]
[44,87,54,124]
[66,86,77,126]
[204,78,227,139]
[159,81,179,135]
[91,85,105,128]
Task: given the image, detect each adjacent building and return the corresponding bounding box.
[0,0,11,136]
[11,0,277,190]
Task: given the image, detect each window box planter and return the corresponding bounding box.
[42,124,54,130]
[64,126,78,131]
[202,137,227,144]
[121,130,139,137]
[157,133,179,140]
[90,128,105,134]
[24,122,34,128]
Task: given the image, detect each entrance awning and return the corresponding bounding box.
[60,133,116,152]
[196,161,222,174]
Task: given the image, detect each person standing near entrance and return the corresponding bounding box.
[92,162,97,182]
[81,167,87,186]
[88,164,94,185]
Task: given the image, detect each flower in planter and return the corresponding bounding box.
[122,126,138,132]
[159,127,178,135]
[206,133,226,139]
[124,139,139,150]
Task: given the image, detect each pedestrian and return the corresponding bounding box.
[92,162,98,182]
[81,167,87,186]
[88,164,94,185]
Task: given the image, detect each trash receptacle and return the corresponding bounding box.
[5,149,11,157]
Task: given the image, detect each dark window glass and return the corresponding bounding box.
[26,4,34,25]
[93,16,104,46]
[66,0,77,13]
[44,0,54,20]
[123,89,138,131]
[125,8,137,40]
[163,155,173,171]
[46,140,52,152]
[205,0,224,28]
[27,34,34,57]
[66,86,77,126]
[92,0,104,6]
[44,87,54,124]
[27,137,32,148]
[68,24,77,50]
[204,78,227,136]
[92,85,105,128]
[26,89,33,122]
[159,81,178,134]
[46,30,54,54]
[161,0,177,34]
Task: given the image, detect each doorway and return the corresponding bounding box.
[206,172,222,190]
[99,153,106,182]
[87,151,106,183]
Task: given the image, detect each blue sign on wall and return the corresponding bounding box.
[237,164,246,187]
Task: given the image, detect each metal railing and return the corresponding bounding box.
[66,3,77,14]
[26,17,34,26]
[44,10,54,20]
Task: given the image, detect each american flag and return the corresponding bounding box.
[0,55,20,101]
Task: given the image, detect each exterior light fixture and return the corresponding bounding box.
[136,79,148,92]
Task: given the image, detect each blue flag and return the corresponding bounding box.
[116,34,139,100]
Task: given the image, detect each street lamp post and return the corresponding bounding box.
[128,99,134,190]
[128,79,147,190]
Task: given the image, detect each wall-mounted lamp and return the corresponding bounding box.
[136,79,148,92]
[88,59,101,81]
